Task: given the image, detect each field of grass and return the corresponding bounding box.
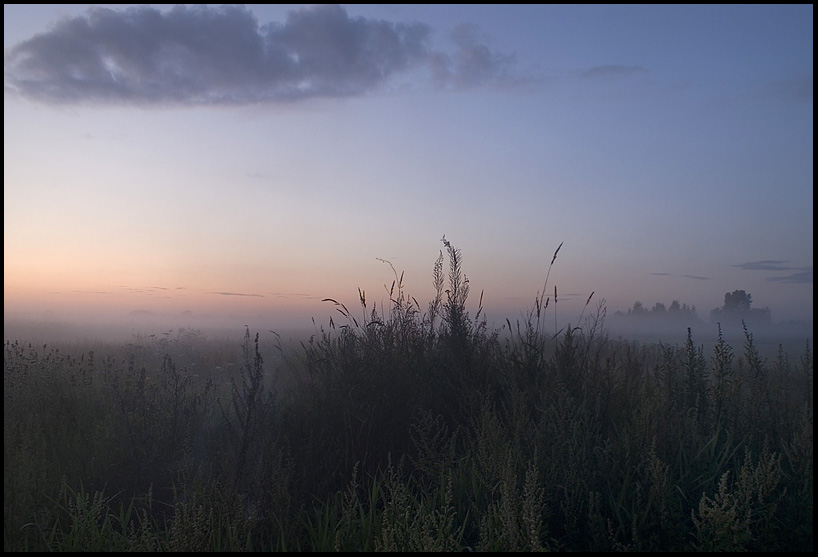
[4,240,813,551]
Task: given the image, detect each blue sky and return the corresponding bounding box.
[3,4,813,336]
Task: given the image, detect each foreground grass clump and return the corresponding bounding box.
[4,239,813,551]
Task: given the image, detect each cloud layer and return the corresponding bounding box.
[734,261,813,284]
[4,4,521,105]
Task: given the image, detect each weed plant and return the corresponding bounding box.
[4,238,813,551]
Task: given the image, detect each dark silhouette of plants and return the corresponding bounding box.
[3,237,811,552]
[440,234,472,344]
[224,328,265,485]
[682,327,710,430]
[711,323,737,428]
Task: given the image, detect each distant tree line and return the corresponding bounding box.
[613,290,773,327]
[613,299,701,323]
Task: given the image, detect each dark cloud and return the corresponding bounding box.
[767,269,813,284]
[763,74,813,104]
[211,291,264,297]
[733,261,812,284]
[734,260,794,271]
[580,65,648,79]
[272,292,314,298]
[4,4,522,106]
[122,285,173,295]
[650,272,708,280]
[427,23,519,88]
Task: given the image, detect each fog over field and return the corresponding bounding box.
[4,288,811,359]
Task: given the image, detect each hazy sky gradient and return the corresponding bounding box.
[4,4,813,336]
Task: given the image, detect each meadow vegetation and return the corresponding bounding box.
[4,239,813,551]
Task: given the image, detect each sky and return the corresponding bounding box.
[3,4,813,341]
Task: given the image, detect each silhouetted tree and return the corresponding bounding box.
[723,290,752,312]
[710,289,771,325]
[629,301,648,316]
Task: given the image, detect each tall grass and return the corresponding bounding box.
[4,238,812,551]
